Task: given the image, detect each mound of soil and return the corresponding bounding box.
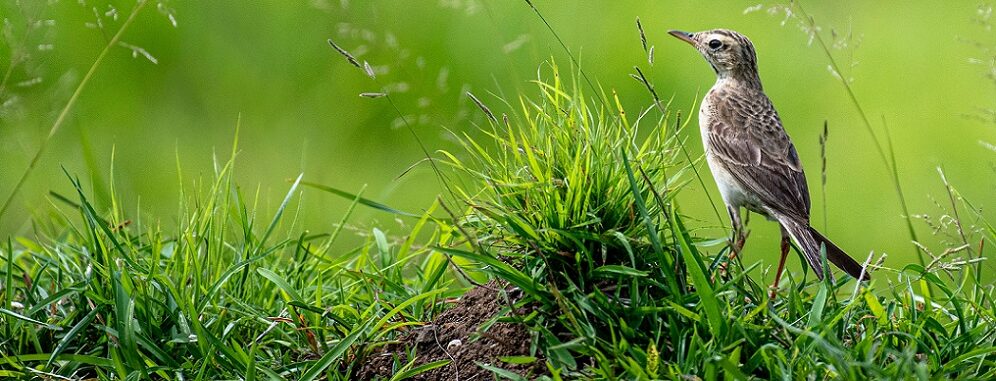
[357,282,547,380]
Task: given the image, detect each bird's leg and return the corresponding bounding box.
[727,205,746,260]
[717,206,747,279]
[769,227,791,300]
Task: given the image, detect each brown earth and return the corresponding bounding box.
[356,282,547,380]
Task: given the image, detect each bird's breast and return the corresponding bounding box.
[698,90,716,147]
[698,101,712,147]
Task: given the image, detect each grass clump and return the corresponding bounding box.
[0,150,461,380]
[442,63,693,377]
[442,64,742,378]
[439,64,996,379]
[449,65,685,274]
[0,64,994,381]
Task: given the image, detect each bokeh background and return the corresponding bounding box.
[1,1,993,279]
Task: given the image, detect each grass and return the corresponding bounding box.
[2,63,993,380]
[438,67,996,379]
[1,2,995,380]
[787,1,927,267]
[0,0,150,224]
[0,142,463,380]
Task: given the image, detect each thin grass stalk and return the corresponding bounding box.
[936,167,983,286]
[0,3,50,96]
[522,0,606,109]
[326,39,460,210]
[0,0,150,226]
[631,66,726,228]
[791,1,924,266]
[819,121,829,231]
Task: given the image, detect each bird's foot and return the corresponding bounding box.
[714,262,730,282]
[768,282,779,300]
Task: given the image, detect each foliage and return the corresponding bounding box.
[0,147,461,380]
[1,61,995,381]
[0,2,994,380]
[439,69,996,380]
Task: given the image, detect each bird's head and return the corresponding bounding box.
[669,29,759,82]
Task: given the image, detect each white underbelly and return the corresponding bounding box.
[699,100,767,217]
[706,155,750,208]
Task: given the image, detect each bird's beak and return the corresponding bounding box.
[668,30,696,46]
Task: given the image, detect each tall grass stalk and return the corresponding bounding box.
[522,0,604,108]
[0,3,50,96]
[326,38,458,206]
[790,1,925,266]
[0,0,150,226]
[631,66,727,228]
[819,121,829,231]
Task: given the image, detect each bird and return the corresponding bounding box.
[667,28,870,296]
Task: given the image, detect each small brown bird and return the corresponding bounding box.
[668,29,869,295]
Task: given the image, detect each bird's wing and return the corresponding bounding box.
[706,90,811,220]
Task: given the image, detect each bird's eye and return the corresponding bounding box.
[708,39,722,49]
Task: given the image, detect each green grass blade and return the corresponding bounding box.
[46,307,100,368]
[390,359,451,381]
[260,173,303,246]
[620,148,679,295]
[435,246,544,297]
[299,320,370,381]
[671,212,724,335]
[0,308,62,330]
[300,180,421,218]
[257,268,305,303]
[476,361,530,381]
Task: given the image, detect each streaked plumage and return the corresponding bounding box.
[669,29,869,286]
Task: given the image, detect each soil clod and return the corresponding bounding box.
[357,282,546,380]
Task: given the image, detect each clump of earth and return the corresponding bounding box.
[357,282,547,380]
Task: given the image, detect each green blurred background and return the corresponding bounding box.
[1,1,993,279]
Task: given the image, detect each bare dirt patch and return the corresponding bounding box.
[357,282,546,380]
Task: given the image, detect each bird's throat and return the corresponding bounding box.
[716,70,763,91]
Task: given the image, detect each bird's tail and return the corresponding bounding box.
[779,218,871,281]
